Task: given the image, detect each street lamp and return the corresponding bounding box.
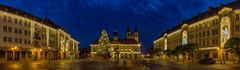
[12,46,17,61]
[48,47,51,63]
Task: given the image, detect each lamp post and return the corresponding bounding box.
[48,47,51,63]
[33,48,37,60]
[12,46,17,61]
[39,49,42,60]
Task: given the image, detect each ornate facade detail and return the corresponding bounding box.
[154,1,240,61]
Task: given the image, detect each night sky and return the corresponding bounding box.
[0,0,235,53]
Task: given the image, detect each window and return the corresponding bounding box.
[216,40,219,44]
[199,33,201,38]
[8,37,12,42]
[236,14,240,21]
[202,32,205,37]
[28,22,31,27]
[207,31,210,36]
[15,38,18,43]
[19,29,22,34]
[212,29,218,35]
[203,40,206,46]
[215,19,219,25]
[236,25,240,31]
[24,30,27,35]
[19,38,22,44]
[24,21,27,26]
[195,34,198,39]
[14,28,18,34]
[135,48,138,51]
[8,16,12,23]
[212,40,215,45]
[213,52,218,58]
[24,39,27,44]
[199,41,201,46]
[207,40,209,46]
[8,27,12,33]
[3,26,7,32]
[28,40,30,44]
[3,36,7,42]
[19,19,22,25]
[212,19,218,25]
[27,31,30,36]
[14,18,18,24]
[3,15,7,22]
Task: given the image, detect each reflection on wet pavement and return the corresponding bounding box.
[0,59,239,70]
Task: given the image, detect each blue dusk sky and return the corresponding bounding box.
[0,0,236,53]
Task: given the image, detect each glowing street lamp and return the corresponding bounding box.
[12,46,17,61]
[39,49,42,52]
[34,48,37,52]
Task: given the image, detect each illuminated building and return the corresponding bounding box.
[154,1,240,62]
[0,4,79,60]
[90,26,141,59]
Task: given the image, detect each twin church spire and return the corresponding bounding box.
[126,24,139,41]
[112,24,139,42]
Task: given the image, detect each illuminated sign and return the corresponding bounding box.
[220,17,230,47]
[164,38,167,50]
[182,30,187,45]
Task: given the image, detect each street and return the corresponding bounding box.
[0,59,239,70]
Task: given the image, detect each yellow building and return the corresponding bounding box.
[0,4,79,60]
[154,1,240,62]
[90,26,141,59]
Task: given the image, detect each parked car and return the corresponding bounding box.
[198,58,216,64]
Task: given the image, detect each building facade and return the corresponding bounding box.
[90,26,141,59]
[154,1,240,61]
[0,4,79,60]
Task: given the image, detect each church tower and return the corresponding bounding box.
[126,25,132,39]
[133,24,139,42]
[113,30,118,41]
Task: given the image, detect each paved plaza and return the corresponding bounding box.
[0,59,239,70]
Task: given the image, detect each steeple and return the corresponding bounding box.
[126,25,132,39]
[134,24,138,32]
[113,30,118,41]
[133,24,139,41]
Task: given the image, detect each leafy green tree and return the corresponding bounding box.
[185,43,198,62]
[225,37,240,63]
[174,43,198,62]
[149,48,164,58]
[174,45,184,61]
[164,49,174,61]
[164,49,174,57]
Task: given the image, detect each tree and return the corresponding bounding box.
[174,43,198,62]
[96,30,111,59]
[224,37,240,63]
[174,45,184,61]
[164,49,174,61]
[184,43,198,62]
[164,49,174,57]
[149,48,164,58]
